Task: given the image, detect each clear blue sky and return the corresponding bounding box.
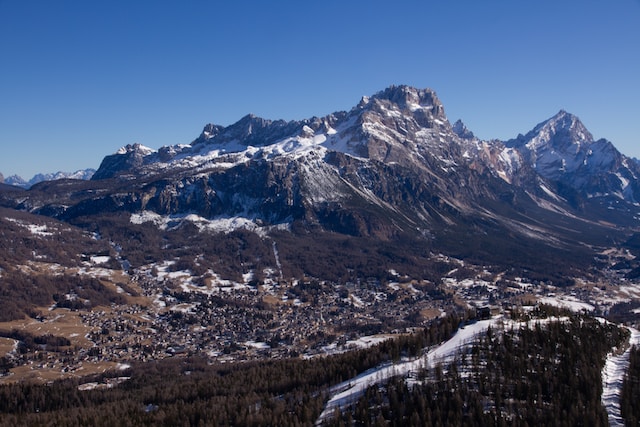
[1,0,639,179]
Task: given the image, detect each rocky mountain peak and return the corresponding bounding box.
[229,113,271,135]
[195,123,225,144]
[330,85,459,167]
[540,109,592,139]
[116,143,155,156]
[511,110,594,153]
[502,110,640,201]
[370,85,440,110]
[361,85,446,122]
[93,143,156,180]
[197,114,306,149]
[452,119,475,140]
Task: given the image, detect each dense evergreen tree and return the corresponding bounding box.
[622,345,640,425]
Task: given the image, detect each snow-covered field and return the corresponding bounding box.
[538,295,595,312]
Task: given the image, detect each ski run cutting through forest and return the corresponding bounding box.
[317,315,638,425]
[602,326,640,427]
[316,317,499,424]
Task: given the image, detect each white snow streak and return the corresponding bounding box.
[602,327,640,427]
[130,211,290,236]
[272,241,283,281]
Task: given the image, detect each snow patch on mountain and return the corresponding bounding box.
[616,172,630,191]
[5,217,57,236]
[497,148,522,180]
[538,183,562,201]
[130,211,290,236]
[320,115,368,159]
[117,143,154,155]
[538,295,594,312]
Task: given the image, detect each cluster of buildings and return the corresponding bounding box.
[4,250,637,382]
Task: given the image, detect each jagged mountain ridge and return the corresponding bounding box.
[92,86,454,179]
[92,85,640,205]
[55,87,545,236]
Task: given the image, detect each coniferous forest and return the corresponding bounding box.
[622,345,640,425]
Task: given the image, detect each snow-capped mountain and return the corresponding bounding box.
[85,86,533,236]
[2,85,640,278]
[93,86,458,179]
[506,110,640,202]
[91,85,640,208]
[4,169,96,189]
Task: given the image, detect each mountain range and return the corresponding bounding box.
[3,85,640,274]
[88,85,640,224]
[92,85,640,203]
[1,169,96,189]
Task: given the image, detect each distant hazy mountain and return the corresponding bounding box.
[4,169,96,188]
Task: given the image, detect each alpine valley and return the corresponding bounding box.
[2,85,640,425]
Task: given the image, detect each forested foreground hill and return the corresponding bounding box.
[328,306,629,426]
[0,306,633,426]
